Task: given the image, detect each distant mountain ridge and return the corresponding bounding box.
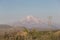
[0,24,12,29]
[12,16,60,30]
[1,16,60,34]
[0,16,60,31]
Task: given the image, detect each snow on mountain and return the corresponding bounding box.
[20,16,48,24]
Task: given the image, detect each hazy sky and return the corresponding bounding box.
[0,0,60,24]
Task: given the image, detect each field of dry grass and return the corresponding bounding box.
[0,27,60,40]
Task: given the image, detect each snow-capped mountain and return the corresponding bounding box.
[20,16,47,24]
[13,16,47,26]
[12,16,59,30]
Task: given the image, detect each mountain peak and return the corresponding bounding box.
[26,16,34,19]
[21,16,48,23]
[20,16,42,24]
[26,16,35,21]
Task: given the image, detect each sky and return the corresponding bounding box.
[0,0,60,24]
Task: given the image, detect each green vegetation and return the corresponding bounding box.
[0,28,60,40]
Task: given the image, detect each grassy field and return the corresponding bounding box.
[0,28,60,40]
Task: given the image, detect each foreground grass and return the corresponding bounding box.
[0,28,60,40]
